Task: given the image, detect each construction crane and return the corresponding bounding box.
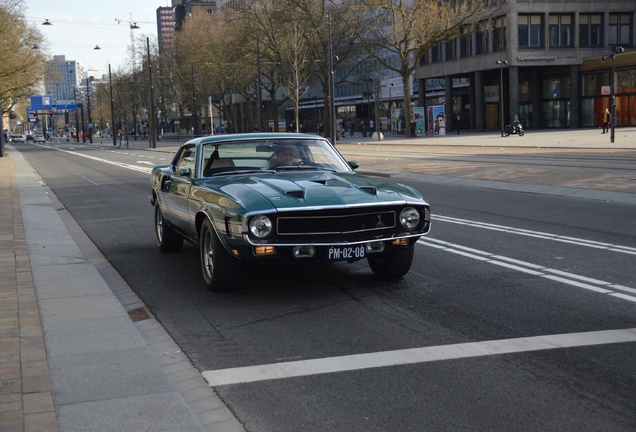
[115,13,155,69]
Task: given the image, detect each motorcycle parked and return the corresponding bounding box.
[504,121,524,136]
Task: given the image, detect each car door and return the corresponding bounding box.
[161,145,197,236]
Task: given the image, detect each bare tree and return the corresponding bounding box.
[0,0,48,114]
[339,0,498,136]
[279,22,313,132]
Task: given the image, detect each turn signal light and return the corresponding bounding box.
[392,238,409,246]
[254,246,276,255]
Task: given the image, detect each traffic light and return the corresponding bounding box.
[32,111,37,118]
[49,110,53,116]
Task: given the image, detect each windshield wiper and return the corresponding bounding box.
[211,169,275,176]
[276,165,338,172]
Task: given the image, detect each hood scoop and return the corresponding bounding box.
[285,190,305,199]
[358,186,377,195]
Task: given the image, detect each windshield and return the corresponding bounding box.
[200,138,352,177]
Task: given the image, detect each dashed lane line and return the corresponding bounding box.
[418,238,636,302]
[434,215,636,255]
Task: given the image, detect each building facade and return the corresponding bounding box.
[172,0,217,30]
[157,7,176,53]
[415,1,636,132]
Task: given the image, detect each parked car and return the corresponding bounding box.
[9,135,25,143]
[34,135,46,143]
[150,133,431,291]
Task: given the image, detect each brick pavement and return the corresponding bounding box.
[0,152,58,431]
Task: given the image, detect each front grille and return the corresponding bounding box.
[277,210,396,235]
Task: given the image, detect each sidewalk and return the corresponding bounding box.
[61,127,636,153]
[0,148,244,431]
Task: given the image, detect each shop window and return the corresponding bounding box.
[543,77,570,99]
[519,80,531,101]
[519,14,544,49]
[549,14,573,48]
[616,70,636,94]
[609,13,633,47]
[581,72,609,97]
[460,26,473,57]
[579,14,603,47]
[493,16,507,52]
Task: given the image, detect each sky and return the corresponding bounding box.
[25,0,171,76]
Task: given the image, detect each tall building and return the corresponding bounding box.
[173,0,217,30]
[157,6,175,53]
[45,56,83,102]
[415,2,636,131]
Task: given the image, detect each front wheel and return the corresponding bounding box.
[368,244,414,278]
[155,203,183,253]
[199,218,243,291]
[518,129,525,136]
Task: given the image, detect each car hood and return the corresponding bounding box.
[208,171,425,210]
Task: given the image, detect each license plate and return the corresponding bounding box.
[327,245,366,261]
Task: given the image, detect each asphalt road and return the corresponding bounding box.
[13,140,636,431]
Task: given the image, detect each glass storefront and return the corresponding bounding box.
[581,68,636,127]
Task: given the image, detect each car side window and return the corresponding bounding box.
[174,145,197,177]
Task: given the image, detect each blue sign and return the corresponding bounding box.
[55,99,77,110]
[30,96,53,110]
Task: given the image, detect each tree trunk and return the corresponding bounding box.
[402,73,414,138]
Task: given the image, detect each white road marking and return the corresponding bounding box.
[137,161,155,165]
[201,328,636,386]
[418,238,636,302]
[57,163,99,185]
[434,215,636,255]
[33,143,153,174]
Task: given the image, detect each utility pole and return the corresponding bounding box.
[147,37,157,148]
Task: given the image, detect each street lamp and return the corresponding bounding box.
[496,60,508,137]
[602,45,625,143]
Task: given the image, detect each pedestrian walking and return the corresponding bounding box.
[456,114,461,135]
[409,119,416,138]
[369,119,374,136]
[602,108,610,134]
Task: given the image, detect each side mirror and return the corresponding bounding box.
[348,161,360,170]
[177,167,192,177]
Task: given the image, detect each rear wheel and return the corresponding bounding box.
[155,203,183,252]
[368,244,414,278]
[199,218,243,291]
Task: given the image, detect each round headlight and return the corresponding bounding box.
[399,207,420,230]
[249,215,273,238]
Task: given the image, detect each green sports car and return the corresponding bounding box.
[150,133,431,291]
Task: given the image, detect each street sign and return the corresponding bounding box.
[30,96,53,110]
[55,99,77,110]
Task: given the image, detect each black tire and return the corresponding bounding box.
[155,203,183,253]
[199,218,243,291]
[518,129,525,136]
[368,244,415,278]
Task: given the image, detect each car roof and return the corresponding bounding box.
[184,132,328,146]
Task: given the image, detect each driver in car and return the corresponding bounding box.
[270,145,295,169]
